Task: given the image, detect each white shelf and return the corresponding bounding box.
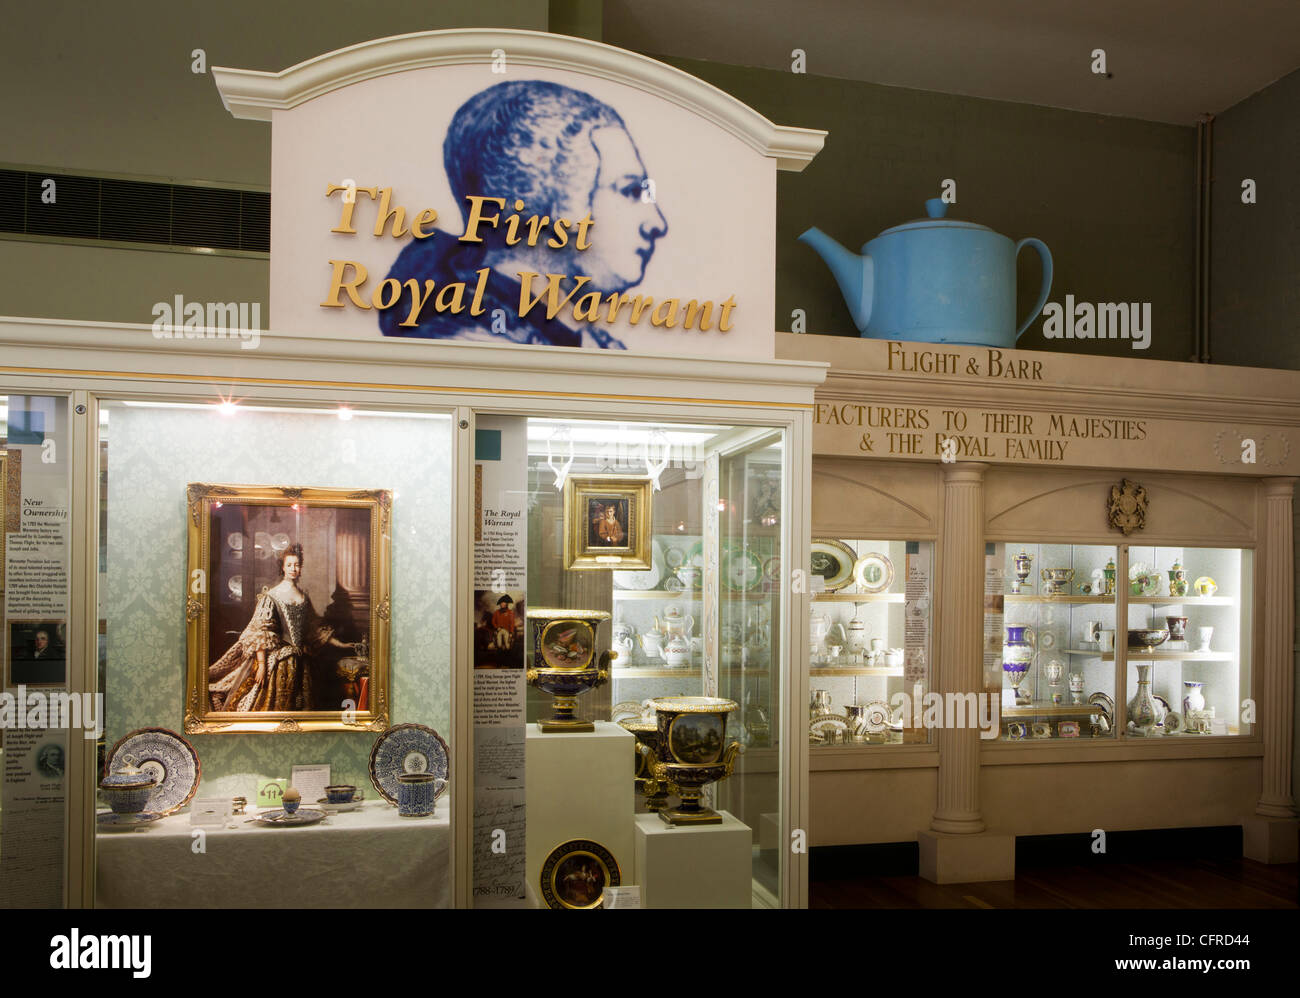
[1062,648,1233,661]
[812,592,906,603]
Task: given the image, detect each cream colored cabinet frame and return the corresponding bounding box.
[0,315,824,909]
[808,459,944,772]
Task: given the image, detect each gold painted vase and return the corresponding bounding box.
[643,696,742,825]
[527,608,611,732]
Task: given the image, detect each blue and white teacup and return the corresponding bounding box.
[397,773,444,817]
[324,784,363,804]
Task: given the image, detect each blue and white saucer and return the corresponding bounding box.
[97,811,163,831]
[369,723,450,804]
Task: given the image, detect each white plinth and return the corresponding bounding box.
[526,721,635,902]
[635,810,752,908]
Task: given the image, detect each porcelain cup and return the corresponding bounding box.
[1196,626,1213,651]
[324,784,363,804]
[1098,630,1115,653]
[397,773,443,817]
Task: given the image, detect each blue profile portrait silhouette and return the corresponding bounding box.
[379,80,668,348]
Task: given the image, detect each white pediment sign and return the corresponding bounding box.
[214,29,824,359]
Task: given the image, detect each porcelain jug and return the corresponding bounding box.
[799,198,1052,347]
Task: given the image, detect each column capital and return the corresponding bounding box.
[1261,477,1296,498]
[942,462,988,484]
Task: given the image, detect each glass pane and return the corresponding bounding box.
[995,543,1119,740]
[96,399,453,908]
[809,539,934,747]
[1123,546,1251,737]
[479,416,785,909]
[1,394,73,908]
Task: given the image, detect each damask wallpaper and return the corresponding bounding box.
[104,405,452,798]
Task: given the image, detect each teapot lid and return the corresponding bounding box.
[879,198,990,236]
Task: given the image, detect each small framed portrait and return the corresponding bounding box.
[562,475,652,571]
[185,483,392,734]
[7,620,67,687]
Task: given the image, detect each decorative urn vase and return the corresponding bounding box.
[1182,681,1206,715]
[1165,616,1188,644]
[643,696,742,825]
[1128,663,1162,730]
[99,755,158,815]
[618,717,671,813]
[1103,558,1117,596]
[1011,549,1033,593]
[526,608,611,732]
[1002,625,1035,704]
[1168,561,1188,597]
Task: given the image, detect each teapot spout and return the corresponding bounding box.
[798,227,874,333]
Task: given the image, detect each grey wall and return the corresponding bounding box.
[1210,68,1300,371]
[1205,67,1300,810]
[0,0,549,326]
[659,56,1199,361]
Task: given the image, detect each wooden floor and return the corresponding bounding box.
[811,857,1299,908]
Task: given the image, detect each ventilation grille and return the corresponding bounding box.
[0,168,269,252]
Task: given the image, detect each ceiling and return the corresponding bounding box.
[603,0,1300,124]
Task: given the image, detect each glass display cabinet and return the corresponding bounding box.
[516,416,788,904]
[996,543,1120,740]
[995,542,1252,740]
[807,538,933,748]
[1120,545,1251,738]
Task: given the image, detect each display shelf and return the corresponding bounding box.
[1062,648,1234,661]
[613,589,768,600]
[612,665,702,677]
[1002,702,1105,718]
[808,666,905,677]
[1005,594,1234,606]
[812,592,906,603]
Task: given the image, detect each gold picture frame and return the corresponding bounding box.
[184,483,392,733]
[562,474,653,571]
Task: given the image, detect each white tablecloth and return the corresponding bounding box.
[96,800,450,908]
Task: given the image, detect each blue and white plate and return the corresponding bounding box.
[105,728,201,816]
[97,811,164,831]
[369,723,450,805]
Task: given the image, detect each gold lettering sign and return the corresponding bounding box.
[318,185,737,335]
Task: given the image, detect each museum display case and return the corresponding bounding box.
[789,333,1298,877]
[806,538,933,748]
[92,397,456,907]
[505,415,790,904]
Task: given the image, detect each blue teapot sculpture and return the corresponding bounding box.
[799,199,1052,347]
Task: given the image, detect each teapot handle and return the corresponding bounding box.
[1013,238,1053,339]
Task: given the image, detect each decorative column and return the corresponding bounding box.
[1256,478,1297,818]
[931,463,988,834]
[335,513,370,633]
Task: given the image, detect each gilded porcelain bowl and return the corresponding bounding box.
[1127,628,1169,651]
[99,776,158,815]
[1039,568,1074,595]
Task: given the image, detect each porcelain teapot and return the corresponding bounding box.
[662,633,691,668]
[846,617,868,654]
[657,605,694,638]
[799,198,1052,347]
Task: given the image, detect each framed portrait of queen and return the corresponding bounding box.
[184,483,392,733]
[562,475,652,571]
